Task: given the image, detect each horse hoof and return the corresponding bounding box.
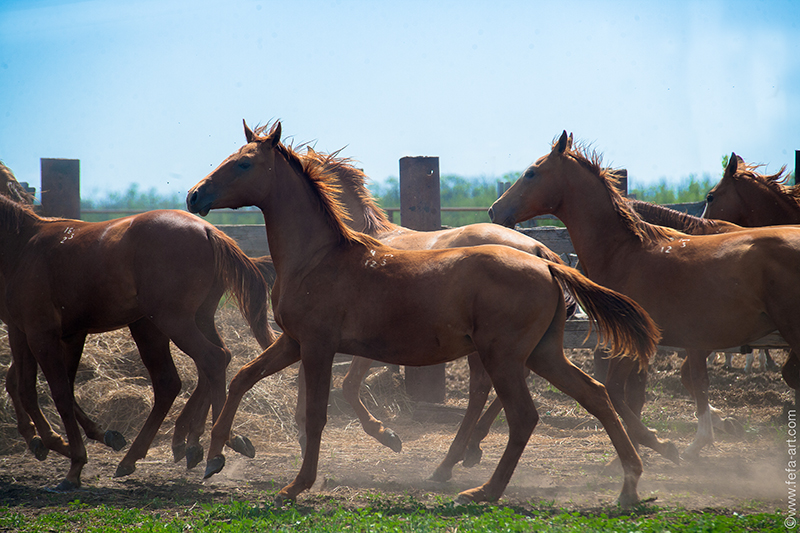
[51,479,80,492]
[172,443,187,463]
[185,445,204,470]
[113,463,136,478]
[274,492,294,507]
[227,436,256,459]
[461,447,483,468]
[617,492,640,509]
[379,429,403,453]
[429,467,453,483]
[29,437,49,461]
[103,430,127,451]
[663,442,681,465]
[204,454,226,479]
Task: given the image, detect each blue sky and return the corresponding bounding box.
[1,0,798,200]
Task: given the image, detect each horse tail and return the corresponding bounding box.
[208,229,277,349]
[547,263,660,371]
[532,245,579,319]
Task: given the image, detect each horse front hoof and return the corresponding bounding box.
[113,462,136,478]
[379,429,403,453]
[204,454,226,479]
[461,446,483,468]
[103,430,127,451]
[29,437,49,461]
[274,491,295,507]
[227,435,256,458]
[185,445,204,470]
[172,442,187,463]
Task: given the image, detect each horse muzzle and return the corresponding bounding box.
[186,189,213,217]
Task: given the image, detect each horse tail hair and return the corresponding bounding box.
[547,263,660,371]
[532,246,579,319]
[208,229,277,349]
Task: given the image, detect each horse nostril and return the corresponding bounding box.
[189,191,198,208]
[488,207,495,222]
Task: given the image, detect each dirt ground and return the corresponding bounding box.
[0,307,793,516]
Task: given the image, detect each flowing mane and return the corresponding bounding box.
[251,124,381,248]
[302,147,394,235]
[628,199,724,234]
[558,139,683,244]
[730,160,797,204]
[0,161,35,205]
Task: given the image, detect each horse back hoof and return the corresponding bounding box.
[29,437,49,461]
[429,467,453,483]
[103,430,127,451]
[664,442,681,465]
[227,435,256,458]
[185,445,205,470]
[461,447,483,468]
[204,455,226,479]
[113,463,136,478]
[172,443,187,463]
[380,429,403,453]
[617,492,640,509]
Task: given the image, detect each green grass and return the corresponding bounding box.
[0,498,788,532]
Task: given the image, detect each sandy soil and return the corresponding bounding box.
[0,308,793,516]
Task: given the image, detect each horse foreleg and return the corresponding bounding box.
[275,345,335,505]
[114,319,181,478]
[431,351,492,482]
[681,349,714,460]
[528,348,643,507]
[173,371,212,469]
[205,334,301,478]
[342,356,402,453]
[605,357,680,464]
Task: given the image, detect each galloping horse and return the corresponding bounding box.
[489,132,800,460]
[294,146,577,478]
[187,121,660,506]
[0,193,274,490]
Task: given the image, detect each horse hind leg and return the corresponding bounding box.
[341,356,402,453]
[528,343,644,507]
[680,349,715,460]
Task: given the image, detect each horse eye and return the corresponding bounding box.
[238,161,252,170]
[525,171,535,179]
[706,193,714,203]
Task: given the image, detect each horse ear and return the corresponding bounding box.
[567,132,574,150]
[244,120,255,143]
[725,152,739,176]
[306,146,317,156]
[269,122,282,147]
[555,131,569,154]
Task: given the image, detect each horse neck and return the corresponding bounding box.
[258,155,355,278]
[336,179,374,234]
[737,180,800,226]
[551,168,643,281]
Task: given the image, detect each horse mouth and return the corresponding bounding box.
[187,190,213,217]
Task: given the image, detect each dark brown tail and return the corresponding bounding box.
[547,263,660,370]
[208,229,277,349]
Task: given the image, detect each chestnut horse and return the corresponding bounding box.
[294,147,577,478]
[0,193,274,490]
[489,131,800,461]
[187,121,660,506]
